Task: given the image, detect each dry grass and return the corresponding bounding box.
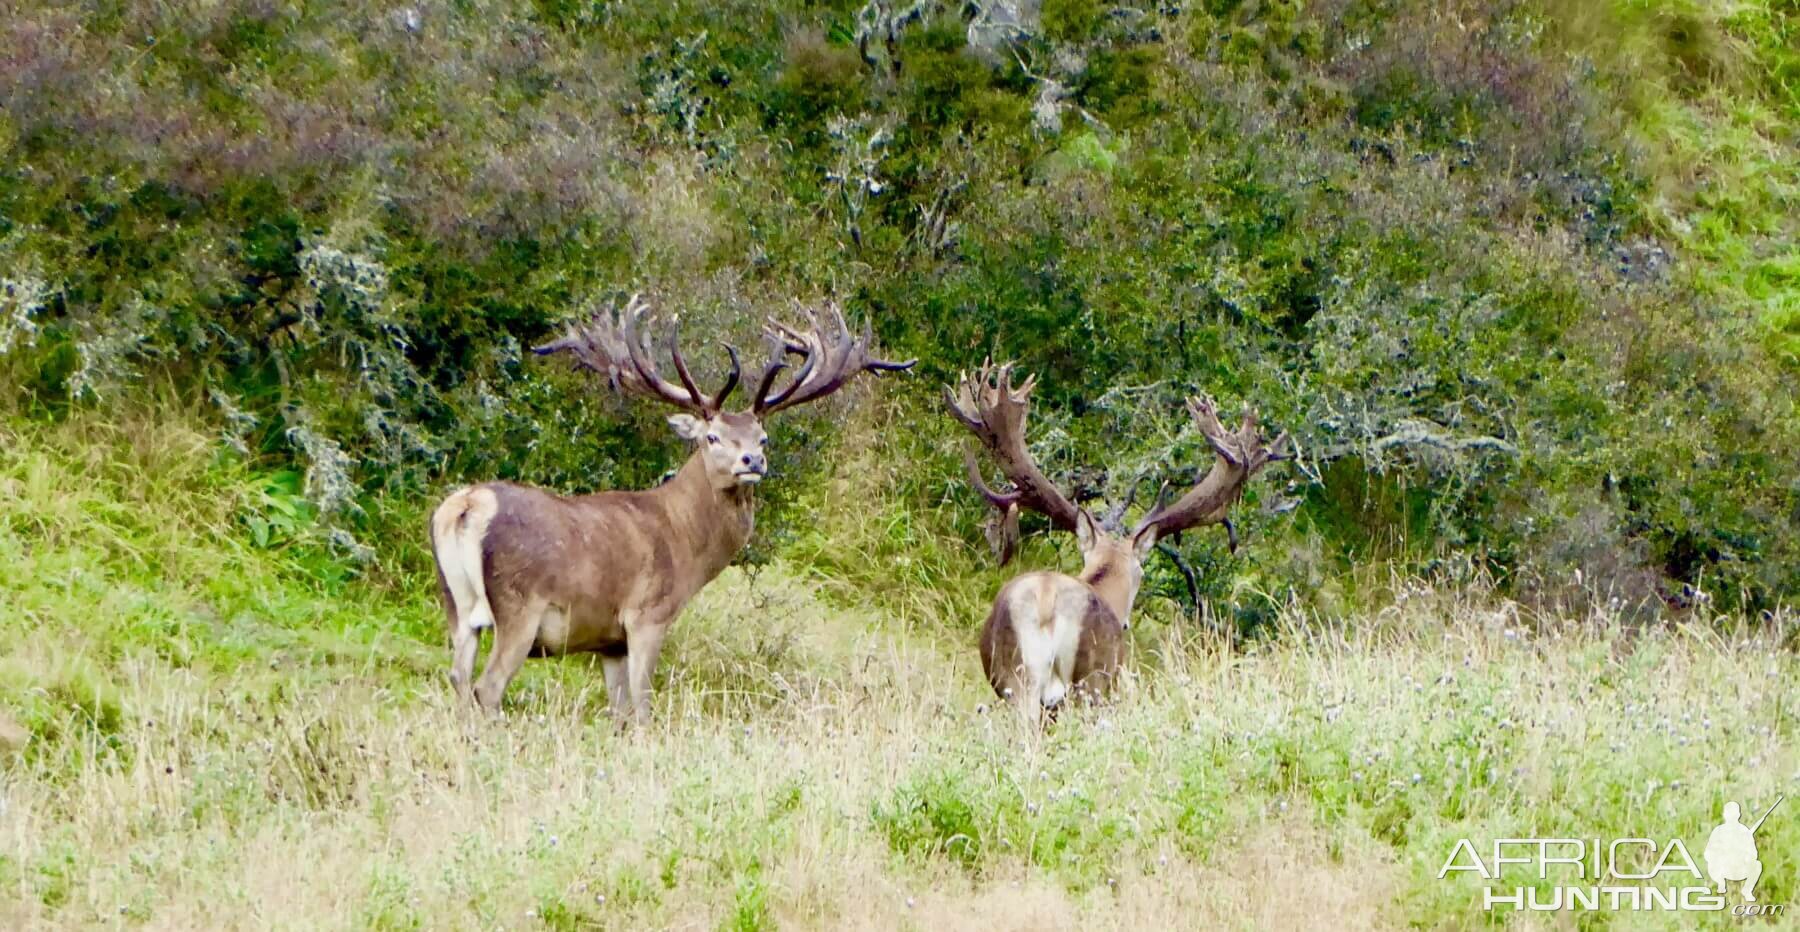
[2,409,1799,930]
[5,580,1796,929]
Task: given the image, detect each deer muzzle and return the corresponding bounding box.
[734,453,767,483]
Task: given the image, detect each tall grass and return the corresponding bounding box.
[2,408,1796,929]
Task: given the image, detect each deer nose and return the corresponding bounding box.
[741,453,765,470]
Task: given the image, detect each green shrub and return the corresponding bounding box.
[1,0,1796,614]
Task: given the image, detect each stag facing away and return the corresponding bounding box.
[431,294,912,721]
[947,362,1287,729]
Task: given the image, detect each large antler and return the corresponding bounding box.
[751,300,915,415]
[1133,395,1290,548]
[532,293,741,416]
[947,363,1084,564]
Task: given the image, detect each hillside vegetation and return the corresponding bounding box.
[2,0,1799,927]
[3,0,1797,611]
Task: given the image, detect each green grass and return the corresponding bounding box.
[4,2,1799,926]
[1578,0,1800,358]
[3,407,1797,929]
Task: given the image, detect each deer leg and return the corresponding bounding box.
[474,598,544,714]
[449,623,480,706]
[600,653,629,722]
[1013,663,1051,731]
[624,614,673,726]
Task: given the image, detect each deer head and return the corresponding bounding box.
[534,294,914,490]
[948,362,1287,606]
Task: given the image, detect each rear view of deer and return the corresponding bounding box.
[948,363,1286,727]
[432,295,911,720]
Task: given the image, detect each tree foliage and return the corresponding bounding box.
[1,0,1795,613]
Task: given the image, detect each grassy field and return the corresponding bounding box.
[2,407,1797,930]
[4,1,1798,928]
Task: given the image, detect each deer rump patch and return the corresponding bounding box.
[432,487,500,632]
[985,573,1119,710]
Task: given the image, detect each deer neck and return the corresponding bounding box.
[661,452,756,571]
[1079,557,1137,625]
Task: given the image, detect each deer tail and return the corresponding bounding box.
[431,487,498,634]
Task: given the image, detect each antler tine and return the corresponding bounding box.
[753,299,916,415]
[753,321,816,410]
[945,368,981,431]
[826,299,852,345]
[664,317,707,405]
[1133,392,1287,544]
[711,343,742,411]
[965,445,1024,564]
[945,361,1083,537]
[748,349,788,411]
[1150,478,1172,513]
[620,300,659,380]
[991,361,1012,396]
[859,314,913,374]
[1186,395,1244,466]
[531,292,732,416]
[964,447,1022,510]
[628,299,726,415]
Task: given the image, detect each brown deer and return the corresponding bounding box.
[947,363,1287,727]
[431,294,912,720]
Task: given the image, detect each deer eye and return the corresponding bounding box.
[706,434,720,445]
[759,436,768,446]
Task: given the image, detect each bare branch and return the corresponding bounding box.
[1368,420,1518,457]
[1156,541,1201,608]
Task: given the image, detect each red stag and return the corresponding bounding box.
[432,295,912,720]
[947,363,1286,726]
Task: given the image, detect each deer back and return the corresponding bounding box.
[978,571,1125,701]
[475,458,753,623]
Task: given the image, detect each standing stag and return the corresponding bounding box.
[947,363,1287,726]
[431,295,912,720]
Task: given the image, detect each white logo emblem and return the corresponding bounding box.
[1705,796,1781,904]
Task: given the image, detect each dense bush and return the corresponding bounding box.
[1,0,1795,613]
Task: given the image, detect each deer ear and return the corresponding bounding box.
[1132,524,1159,560]
[1075,510,1099,551]
[667,413,707,441]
